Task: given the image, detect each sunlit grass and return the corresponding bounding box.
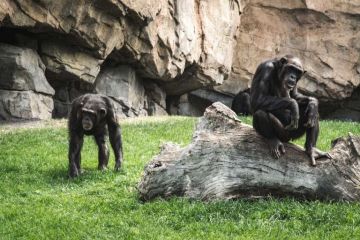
[0,116,360,239]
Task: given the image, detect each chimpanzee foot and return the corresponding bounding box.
[69,168,79,178]
[306,148,331,166]
[98,165,108,171]
[268,138,285,159]
[314,148,331,159]
[114,162,122,171]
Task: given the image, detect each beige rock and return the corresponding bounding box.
[1,0,358,120]
[0,0,241,97]
[0,0,124,58]
[121,0,241,94]
[219,0,360,101]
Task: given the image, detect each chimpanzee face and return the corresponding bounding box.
[80,107,107,131]
[278,56,305,91]
[81,109,97,131]
[282,64,304,90]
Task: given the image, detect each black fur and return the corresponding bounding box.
[68,93,123,177]
[231,88,251,115]
[250,55,328,165]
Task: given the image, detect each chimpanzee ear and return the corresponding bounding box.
[279,57,288,65]
[100,108,107,116]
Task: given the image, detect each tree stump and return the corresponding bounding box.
[138,102,360,201]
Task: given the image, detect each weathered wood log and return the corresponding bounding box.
[138,102,360,201]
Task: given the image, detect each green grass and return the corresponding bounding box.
[0,116,360,239]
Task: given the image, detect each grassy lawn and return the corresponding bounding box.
[1,116,360,239]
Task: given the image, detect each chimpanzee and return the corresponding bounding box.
[250,55,329,165]
[68,93,123,177]
[231,88,251,115]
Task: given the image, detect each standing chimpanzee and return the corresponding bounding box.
[250,55,329,165]
[231,88,251,116]
[68,93,123,177]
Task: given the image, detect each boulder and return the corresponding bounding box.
[0,43,54,120]
[0,43,54,95]
[169,89,233,116]
[143,82,166,109]
[0,90,53,120]
[94,64,147,117]
[144,82,168,116]
[40,41,103,84]
[147,101,168,116]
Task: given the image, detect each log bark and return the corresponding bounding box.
[138,102,360,201]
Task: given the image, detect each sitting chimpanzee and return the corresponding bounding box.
[250,55,329,165]
[68,93,123,177]
[231,88,251,116]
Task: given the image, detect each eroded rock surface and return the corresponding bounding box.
[0,43,54,120]
[0,0,358,120]
[221,0,360,103]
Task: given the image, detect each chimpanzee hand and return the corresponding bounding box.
[285,99,299,130]
[304,102,318,128]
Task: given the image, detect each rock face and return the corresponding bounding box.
[214,0,360,120]
[0,0,241,120]
[95,64,148,118]
[168,89,233,116]
[0,90,53,120]
[41,41,103,84]
[0,0,358,120]
[0,0,241,85]
[0,43,54,120]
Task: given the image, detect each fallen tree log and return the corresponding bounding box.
[138,102,360,201]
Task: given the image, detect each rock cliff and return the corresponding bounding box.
[216,0,360,120]
[0,0,358,121]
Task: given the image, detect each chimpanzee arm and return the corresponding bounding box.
[68,131,83,177]
[103,97,123,171]
[291,88,319,127]
[291,88,318,106]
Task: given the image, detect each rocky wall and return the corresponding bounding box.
[0,0,359,121]
[0,0,241,120]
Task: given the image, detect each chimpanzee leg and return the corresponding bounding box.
[108,122,123,171]
[288,100,330,165]
[68,131,84,177]
[253,110,287,158]
[304,120,330,165]
[95,134,109,170]
[75,140,83,173]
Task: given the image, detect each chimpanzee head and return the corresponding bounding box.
[277,55,305,90]
[78,100,107,131]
